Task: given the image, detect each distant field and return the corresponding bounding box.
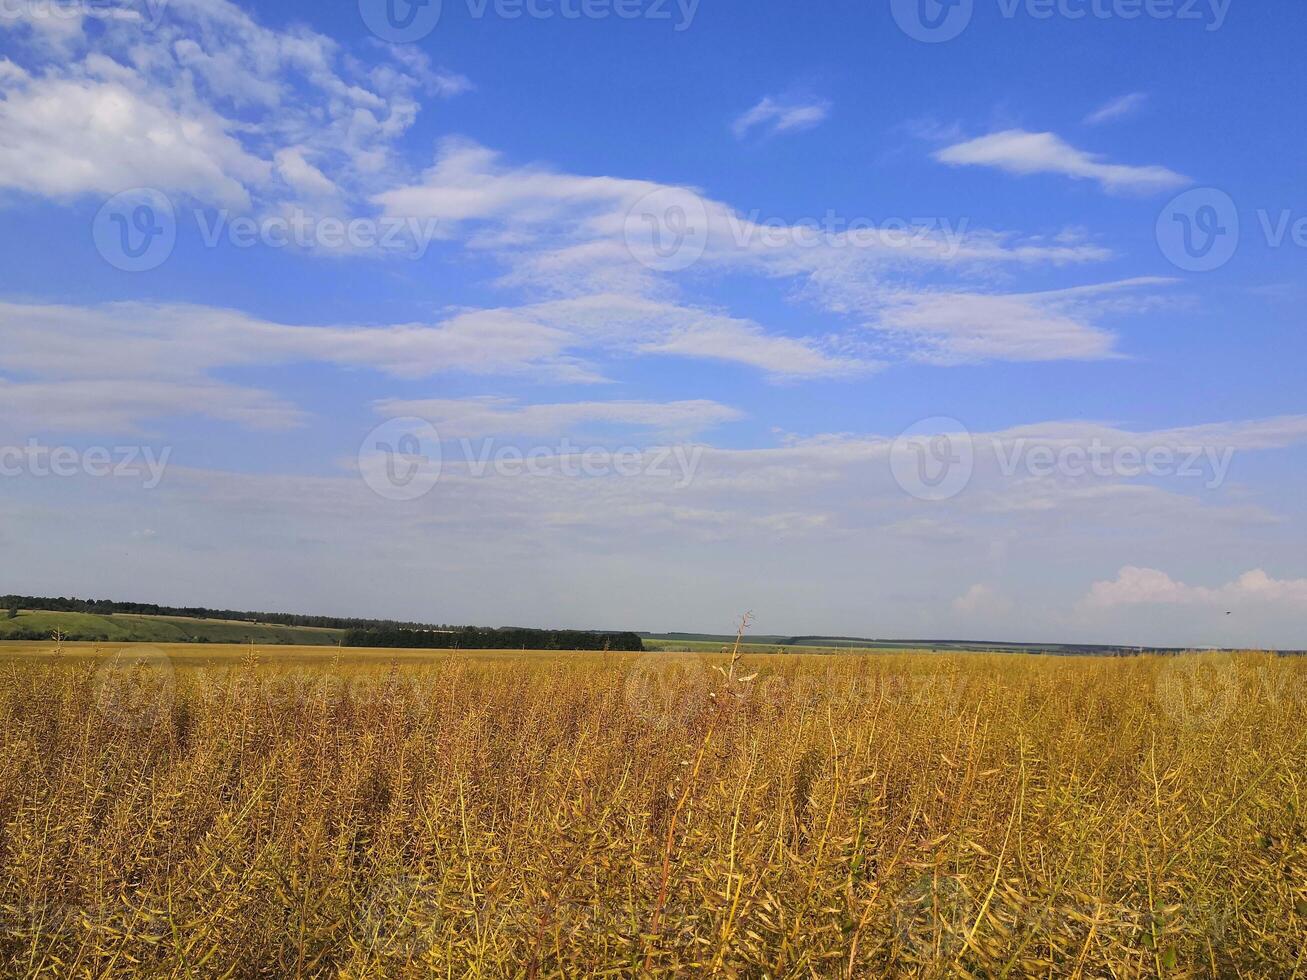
[0,640,946,665]
[641,637,1090,657]
[0,641,599,667]
[0,609,345,645]
[2,644,1303,976]
[635,640,893,655]
[641,633,1197,656]
[0,612,1256,656]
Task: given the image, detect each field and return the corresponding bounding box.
[1,642,1304,977]
[0,610,345,646]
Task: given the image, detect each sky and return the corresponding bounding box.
[1,0,1305,648]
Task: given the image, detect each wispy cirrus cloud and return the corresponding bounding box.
[732,95,831,139]
[373,396,744,440]
[374,139,1146,367]
[0,294,873,433]
[935,129,1188,194]
[1084,92,1149,126]
[869,277,1178,364]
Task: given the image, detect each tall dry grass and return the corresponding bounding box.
[0,647,1304,977]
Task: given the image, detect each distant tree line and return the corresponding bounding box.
[0,595,451,633]
[343,627,644,651]
[1,594,644,650]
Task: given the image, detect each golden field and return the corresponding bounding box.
[0,642,1304,978]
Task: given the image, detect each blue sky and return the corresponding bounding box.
[1,0,1305,646]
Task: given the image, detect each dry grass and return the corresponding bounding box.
[0,643,1304,977]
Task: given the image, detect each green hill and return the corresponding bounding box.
[0,609,344,645]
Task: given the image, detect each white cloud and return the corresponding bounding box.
[1084,93,1149,126]
[935,130,1189,194]
[1083,567,1307,610]
[374,397,744,439]
[0,378,303,432]
[273,147,341,200]
[34,286,1270,454]
[5,405,1307,645]
[952,583,1013,616]
[14,410,1307,643]
[439,294,879,381]
[371,139,1140,367]
[0,296,874,433]
[622,306,876,379]
[0,0,467,214]
[877,291,1114,363]
[376,139,1106,278]
[872,277,1176,364]
[732,96,831,139]
[0,69,267,208]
